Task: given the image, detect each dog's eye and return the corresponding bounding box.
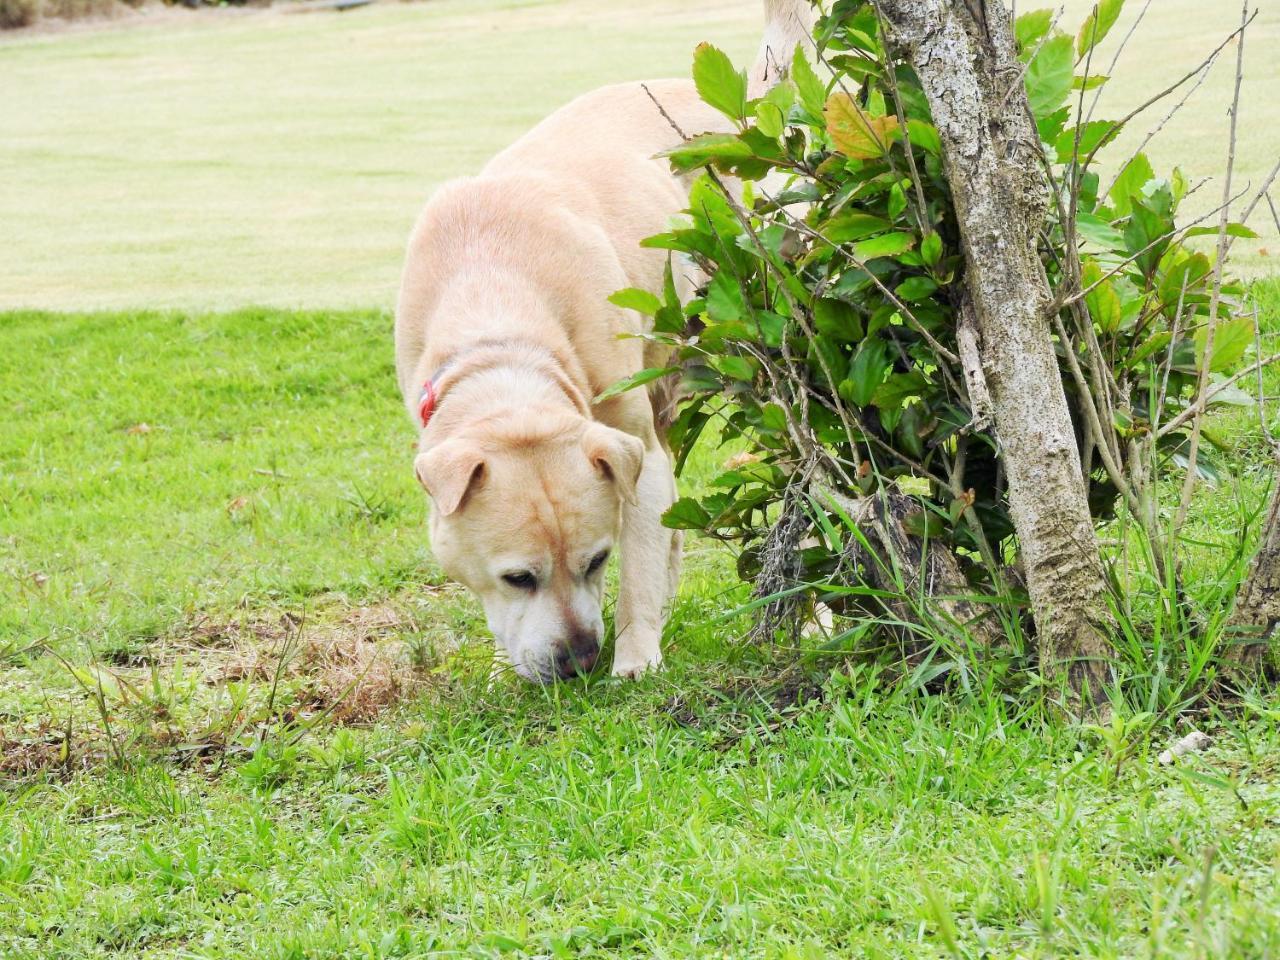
[502,571,537,591]
[585,550,610,577]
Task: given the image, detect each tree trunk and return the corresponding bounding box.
[1226,480,1280,672]
[878,0,1115,704]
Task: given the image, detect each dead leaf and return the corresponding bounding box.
[125,423,152,435]
[723,452,761,470]
[825,93,899,160]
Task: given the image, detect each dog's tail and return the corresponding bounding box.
[748,0,814,99]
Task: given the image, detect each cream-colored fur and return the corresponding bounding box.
[394,1,812,683]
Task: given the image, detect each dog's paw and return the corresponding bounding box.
[611,651,662,679]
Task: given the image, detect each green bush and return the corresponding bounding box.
[610,3,1255,640]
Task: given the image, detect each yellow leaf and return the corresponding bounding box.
[824,93,899,160]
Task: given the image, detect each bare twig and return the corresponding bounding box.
[1158,352,1280,438]
[1174,0,1249,536]
[1099,55,1218,201]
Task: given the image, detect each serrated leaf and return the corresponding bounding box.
[791,45,827,118]
[1077,0,1125,57]
[825,93,899,160]
[608,288,662,316]
[813,297,864,341]
[1025,34,1075,119]
[1109,152,1154,216]
[1081,261,1122,331]
[1076,212,1126,252]
[756,101,785,138]
[693,42,747,122]
[1016,9,1054,55]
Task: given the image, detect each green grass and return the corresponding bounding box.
[0,0,1276,313]
[3,303,1280,959]
[3,0,1280,955]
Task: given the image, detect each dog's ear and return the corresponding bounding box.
[582,423,644,506]
[414,440,485,516]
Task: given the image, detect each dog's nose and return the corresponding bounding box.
[553,632,600,678]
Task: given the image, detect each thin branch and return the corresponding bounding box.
[1080,10,1257,175]
[1158,352,1280,439]
[1060,185,1249,309]
[1099,54,1218,202]
[1174,0,1249,536]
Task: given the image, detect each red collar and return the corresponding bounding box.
[417,378,439,428]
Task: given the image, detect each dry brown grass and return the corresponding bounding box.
[1,598,449,783]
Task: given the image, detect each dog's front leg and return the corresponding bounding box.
[612,442,679,678]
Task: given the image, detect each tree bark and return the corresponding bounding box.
[877,0,1115,704]
[1226,480,1280,672]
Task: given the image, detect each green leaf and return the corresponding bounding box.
[842,337,890,406]
[1129,330,1172,367]
[1024,34,1075,119]
[1195,317,1252,374]
[1071,73,1109,90]
[896,276,939,302]
[904,119,941,155]
[662,133,755,172]
[756,101,785,138]
[851,232,915,262]
[1109,152,1154,216]
[887,182,908,219]
[595,367,672,403]
[1054,120,1121,162]
[663,497,712,530]
[607,288,662,316]
[693,42,747,122]
[873,371,929,415]
[705,269,745,323]
[791,45,827,118]
[1076,212,1126,252]
[713,355,756,382]
[1081,261,1122,332]
[1077,0,1125,58]
[1183,223,1260,240]
[1015,9,1054,55]
[813,297,864,341]
[920,232,943,267]
[824,212,893,244]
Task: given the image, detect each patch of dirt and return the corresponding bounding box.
[0,720,101,781]
[1,597,454,783]
[663,673,827,751]
[182,601,438,723]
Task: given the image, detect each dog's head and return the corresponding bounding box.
[414,411,643,682]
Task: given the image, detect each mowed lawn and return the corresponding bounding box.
[3,304,1280,958]
[3,0,1280,957]
[0,0,1277,312]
